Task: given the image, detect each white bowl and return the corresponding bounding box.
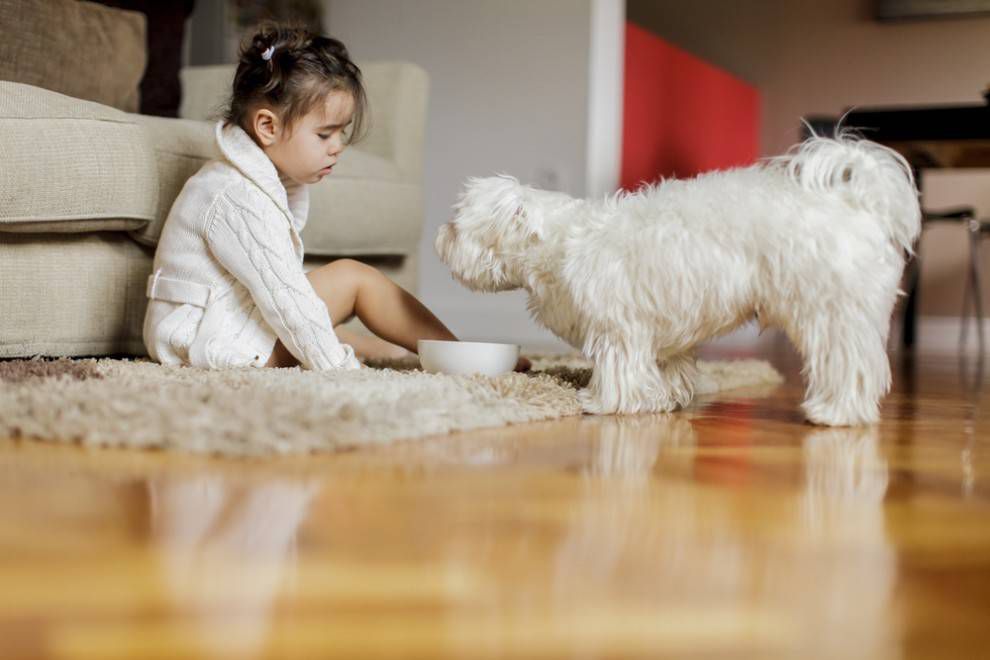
[418,340,519,377]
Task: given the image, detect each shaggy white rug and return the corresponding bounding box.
[0,355,783,456]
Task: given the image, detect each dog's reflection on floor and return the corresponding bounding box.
[543,419,897,659]
[794,427,898,659]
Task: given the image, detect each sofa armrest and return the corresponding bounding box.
[356,61,429,181]
[178,61,429,181]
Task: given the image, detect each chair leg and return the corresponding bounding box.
[960,220,985,356]
[971,229,985,358]
[961,233,972,349]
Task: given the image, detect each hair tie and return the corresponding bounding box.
[261,45,275,61]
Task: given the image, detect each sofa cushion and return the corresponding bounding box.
[0,82,158,233]
[304,178,423,257]
[0,232,153,358]
[0,0,147,113]
[330,148,404,183]
[127,115,219,247]
[178,65,236,123]
[303,146,421,256]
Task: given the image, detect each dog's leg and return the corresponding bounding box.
[657,353,699,410]
[793,313,892,426]
[579,332,683,415]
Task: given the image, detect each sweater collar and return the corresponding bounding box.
[214,121,309,230]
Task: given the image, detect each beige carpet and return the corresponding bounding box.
[0,355,783,456]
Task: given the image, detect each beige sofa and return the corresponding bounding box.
[0,61,428,358]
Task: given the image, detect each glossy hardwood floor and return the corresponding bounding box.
[1,340,987,659]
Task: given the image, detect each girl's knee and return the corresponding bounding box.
[311,259,372,288]
[327,258,378,282]
[309,261,388,318]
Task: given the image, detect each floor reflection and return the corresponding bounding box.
[438,416,899,658]
[148,474,319,658]
[790,427,899,660]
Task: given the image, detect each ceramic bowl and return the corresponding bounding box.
[417,339,519,377]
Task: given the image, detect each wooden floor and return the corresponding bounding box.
[1,342,988,659]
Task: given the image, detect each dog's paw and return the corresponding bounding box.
[578,389,613,415]
[653,385,695,413]
[802,402,878,427]
[801,390,880,427]
[648,396,681,414]
[578,388,686,415]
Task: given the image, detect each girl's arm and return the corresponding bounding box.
[205,185,360,371]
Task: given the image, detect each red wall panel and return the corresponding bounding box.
[621,22,760,191]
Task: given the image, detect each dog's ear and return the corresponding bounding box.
[458,174,537,235]
[516,182,583,243]
[498,177,548,242]
[514,206,543,243]
[455,174,547,244]
[485,174,526,225]
[456,175,521,223]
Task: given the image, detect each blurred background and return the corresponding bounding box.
[184,0,990,353]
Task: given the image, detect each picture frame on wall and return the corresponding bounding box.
[876,0,990,21]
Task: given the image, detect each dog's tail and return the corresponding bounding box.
[776,125,922,254]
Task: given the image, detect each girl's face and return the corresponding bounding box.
[253,90,355,185]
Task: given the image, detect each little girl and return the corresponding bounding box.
[143,23,459,370]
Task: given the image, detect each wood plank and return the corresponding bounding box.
[0,343,987,659]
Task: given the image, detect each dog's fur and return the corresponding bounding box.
[435,132,921,426]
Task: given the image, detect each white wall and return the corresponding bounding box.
[325,0,615,350]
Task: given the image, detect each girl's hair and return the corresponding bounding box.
[223,22,368,144]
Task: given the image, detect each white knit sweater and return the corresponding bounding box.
[142,121,360,371]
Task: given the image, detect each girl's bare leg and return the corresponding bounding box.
[334,327,410,360]
[266,259,456,367]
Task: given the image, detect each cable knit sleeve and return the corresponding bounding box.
[205,186,361,371]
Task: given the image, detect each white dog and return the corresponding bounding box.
[435,132,921,426]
